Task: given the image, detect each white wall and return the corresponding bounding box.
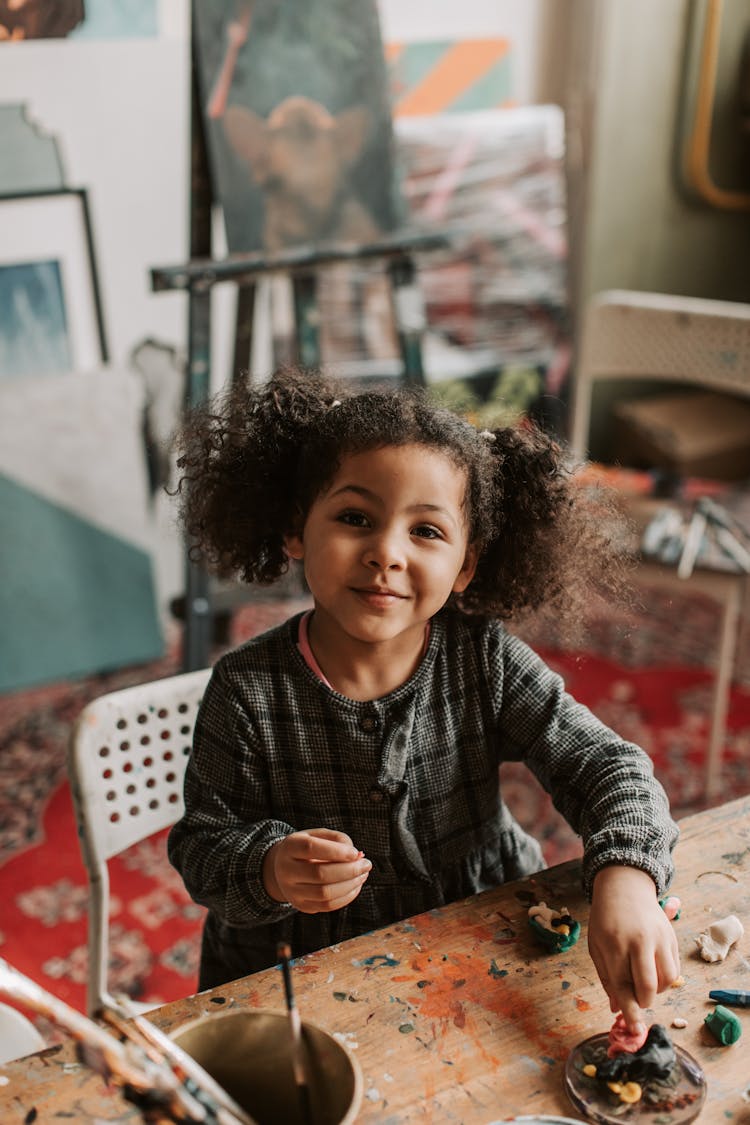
[0,8,190,371]
[0,4,191,624]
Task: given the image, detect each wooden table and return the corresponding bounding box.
[2,797,750,1122]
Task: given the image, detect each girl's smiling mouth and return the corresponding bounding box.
[352,586,407,601]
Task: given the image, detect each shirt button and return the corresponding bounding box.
[360,714,379,733]
[369,787,384,803]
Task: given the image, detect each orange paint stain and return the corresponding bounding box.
[398,949,570,1062]
[575,997,591,1012]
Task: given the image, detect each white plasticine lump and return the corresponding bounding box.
[695,914,744,962]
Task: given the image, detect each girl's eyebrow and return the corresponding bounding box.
[328,484,459,528]
[328,483,376,500]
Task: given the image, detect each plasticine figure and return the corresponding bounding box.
[528,901,581,952]
[598,1024,676,1084]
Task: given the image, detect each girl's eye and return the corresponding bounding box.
[412,525,442,540]
[338,510,369,528]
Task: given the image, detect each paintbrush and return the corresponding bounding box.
[106,993,258,1125]
[0,958,255,1124]
[277,942,314,1125]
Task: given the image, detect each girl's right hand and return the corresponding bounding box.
[262,827,372,912]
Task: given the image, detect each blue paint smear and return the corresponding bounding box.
[355,954,400,968]
[541,1056,557,1067]
[561,980,571,990]
[488,960,508,979]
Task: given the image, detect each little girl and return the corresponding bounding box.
[168,368,680,1035]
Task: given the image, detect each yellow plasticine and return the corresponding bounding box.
[619,1082,643,1104]
[607,1082,622,1095]
[582,1064,597,1077]
[671,975,685,988]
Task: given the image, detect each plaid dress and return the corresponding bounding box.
[168,608,677,988]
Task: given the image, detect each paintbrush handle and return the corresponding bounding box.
[0,959,209,1122]
[278,944,314,1125]
[108,995,259,1125]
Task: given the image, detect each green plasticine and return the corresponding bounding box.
[704,1004,742,1045]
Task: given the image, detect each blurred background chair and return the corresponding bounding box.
[68,668,211,1016]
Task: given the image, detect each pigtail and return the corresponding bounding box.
[172,368,342,583]
[460,423,631,630]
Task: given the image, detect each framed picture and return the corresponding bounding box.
[0,188,108,378]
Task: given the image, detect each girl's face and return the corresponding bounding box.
[285,443,478,649]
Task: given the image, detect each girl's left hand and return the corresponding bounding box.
[588,865,681,1034]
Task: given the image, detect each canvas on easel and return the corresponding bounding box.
[193,0,399,252]
[192,0,402,371]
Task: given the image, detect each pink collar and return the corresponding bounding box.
[296,611,431,690]
[297,611,333,689]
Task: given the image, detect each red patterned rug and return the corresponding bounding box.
[1,592,749,1044]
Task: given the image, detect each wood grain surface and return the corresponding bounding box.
[2,795,749,1123]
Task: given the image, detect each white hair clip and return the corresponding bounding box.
[478,429,497,442]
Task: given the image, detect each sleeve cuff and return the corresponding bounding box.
[243,832,296,921]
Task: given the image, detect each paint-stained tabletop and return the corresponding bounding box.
[2,796,749,1122]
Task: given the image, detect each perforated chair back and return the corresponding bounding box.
[68,668,211,1015]
[569,289,750,458]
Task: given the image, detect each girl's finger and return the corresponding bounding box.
[306,827,356,848]
[296,858,372,886]
[629,948,658,1011]
[618,992,646,1036]
[286,830,359,862]
[656,944,680,991]
[295,872,370,913]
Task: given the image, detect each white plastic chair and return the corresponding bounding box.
[0,1001,46,1065]
[68,668,211,1017]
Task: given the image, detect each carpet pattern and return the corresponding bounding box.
[1,586,749,1045]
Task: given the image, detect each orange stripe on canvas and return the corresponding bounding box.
[394,39,509,117]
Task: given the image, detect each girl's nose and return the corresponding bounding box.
[363,531,406,570]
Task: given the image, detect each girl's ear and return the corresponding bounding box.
[452,544,479,594]
[283,532,304,561]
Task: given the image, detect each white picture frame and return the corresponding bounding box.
[0,189,108,378]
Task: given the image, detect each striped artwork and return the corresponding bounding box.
[386,39,513,117]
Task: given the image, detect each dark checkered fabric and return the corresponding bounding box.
[168,609,677,988]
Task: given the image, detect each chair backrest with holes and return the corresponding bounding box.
[67,667,211,1015]
[569,289,750,459]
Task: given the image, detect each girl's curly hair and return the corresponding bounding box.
[172,367,631,628]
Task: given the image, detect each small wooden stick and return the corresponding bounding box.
[277,943,314,1125]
